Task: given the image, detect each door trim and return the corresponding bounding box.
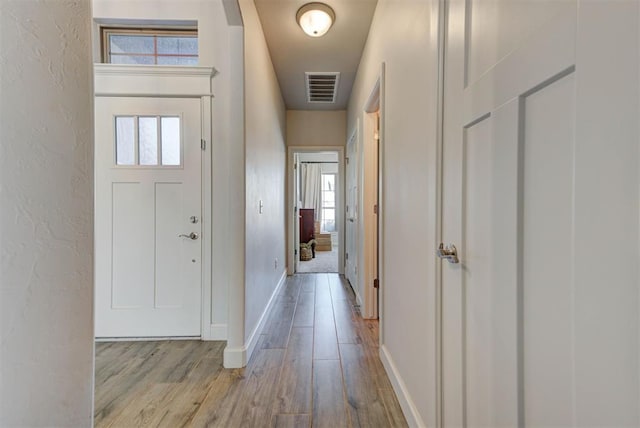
[434,0,447,426]
[345,124,359,295]
[93,65,217,340]
[286,146,345,276]
[363,75,381,320]
[359,64,385,329]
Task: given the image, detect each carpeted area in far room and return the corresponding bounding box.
[298,243,338,273]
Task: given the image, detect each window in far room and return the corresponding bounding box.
[321,173,336,232]
[102,28,198,65]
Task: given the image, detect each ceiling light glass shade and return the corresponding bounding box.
[296,3,335,37]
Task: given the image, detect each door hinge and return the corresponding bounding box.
[295,249,298,255]
[294,163,297,170]
[374,278,379,289]
[373,204,378,214]
[201,139,206,150]
[346,252,349,260]
[346,157,349,165]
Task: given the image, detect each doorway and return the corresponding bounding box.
[287,147,345,275]
[93,65,215,340]
[360,76,382,319]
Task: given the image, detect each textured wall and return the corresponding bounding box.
[0,0,94,425]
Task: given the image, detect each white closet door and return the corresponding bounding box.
[440,1,639,426]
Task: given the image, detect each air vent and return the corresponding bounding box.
[305,72,340,103]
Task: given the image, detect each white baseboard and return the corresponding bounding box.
[223,344,245,368]
[354,288,363,309]
[95,336,199,342]
[380,344,426,428]
[223,269,287,368]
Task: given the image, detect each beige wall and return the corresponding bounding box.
[287,110,347,146]
[0,0,94,425]
[347,0,440,425]
[238,0,287,356]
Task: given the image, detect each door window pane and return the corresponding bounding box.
[115,117,135,165]
[161,117,181,166]
[114,115,182,167]
[138,117,158,165]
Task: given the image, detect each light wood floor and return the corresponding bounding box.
[94,273,408,427]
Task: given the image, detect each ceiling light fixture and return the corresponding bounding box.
[296,3,335,37]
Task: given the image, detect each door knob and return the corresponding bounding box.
[179,232,199,240]
[437,243,459,264]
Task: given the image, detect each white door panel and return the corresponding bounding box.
[441,0,639,426]
[95,97,202,338]
[346,130,359,288]
[522,74,575,426]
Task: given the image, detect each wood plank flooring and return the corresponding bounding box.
[94,273,408,427]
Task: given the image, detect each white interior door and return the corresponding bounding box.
[441,1,639,426]
[345,130,359,287]
[95,97,202,338]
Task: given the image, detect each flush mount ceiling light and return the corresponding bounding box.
[296,3,335,37]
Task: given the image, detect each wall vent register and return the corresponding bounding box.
[115,116,181,166]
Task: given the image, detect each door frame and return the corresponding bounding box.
[293,153,301,273]
[434,0,447,425]
[345,124,359,291]
[357,64,385,324]
[93,64,216,340]
[286,146,345,276]
[362,78,381,320]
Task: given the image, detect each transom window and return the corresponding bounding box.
[102,28,198,65]
[115,116,181,166]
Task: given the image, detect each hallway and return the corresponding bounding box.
[94,273,407,427]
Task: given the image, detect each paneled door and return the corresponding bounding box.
[95,97,202,338]
[345,129,359,288]
[440,1,639,426]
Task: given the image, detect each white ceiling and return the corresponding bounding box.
[254,0,378,111]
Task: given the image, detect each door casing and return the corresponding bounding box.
[286,146,345,276]
[93,64,216,340]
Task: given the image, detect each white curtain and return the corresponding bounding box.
[301,163,322,221]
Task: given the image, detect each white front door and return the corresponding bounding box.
[95,97,202,338]
[441,1,639,426]
[345,130,359,287]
